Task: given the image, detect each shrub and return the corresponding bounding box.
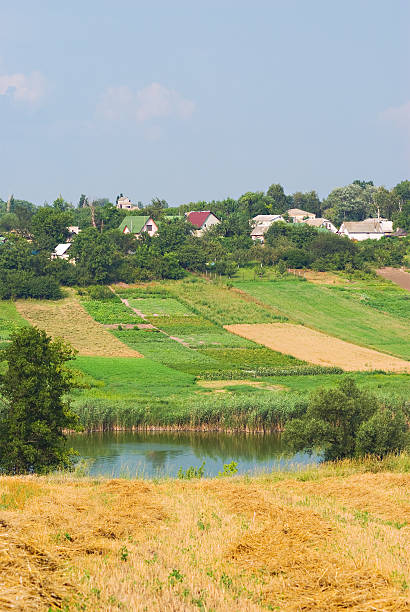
[0,271,62,300]
[356,408,408,457]
[87,285,117,300]
[284,377,408,461]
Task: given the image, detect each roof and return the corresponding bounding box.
[341,220,383,234]
[302,218,332,227]
[118,216,151,233]
[54,243,71,256]
[251,225,271,236]
[186,211,216,228]
[252,214,283,223]
[287,208,315,217]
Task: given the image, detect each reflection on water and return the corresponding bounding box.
[68,431,318,478]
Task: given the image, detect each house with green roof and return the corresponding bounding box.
[118,215,158,237]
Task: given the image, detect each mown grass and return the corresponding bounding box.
[1,455,408,611]
[81,299,144,324]
[234,277,410,359]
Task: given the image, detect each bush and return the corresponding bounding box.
[87,285,117,300]
[356,408,408,457]
[284,377,408,461]
[0,271,62,300]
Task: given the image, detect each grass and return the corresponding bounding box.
[81,299,144,324]
[127,296,194,317]
[152,315,255,348]
[0,300,29,348]
[234,277,410,360]
[163,277,285,325]
[0,455,408,610]
[199,346,306,368]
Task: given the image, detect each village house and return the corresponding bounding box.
[116,195,140,211]
[301,217,337,233]
[51,243,72,260]
[118,215,158,237]
[250,214,284,242]
[339,218,393,241]
[286,208,316,223]
[186,211,220,236]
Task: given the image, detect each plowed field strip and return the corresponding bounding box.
[15,295,142,357]
[225,323,410,372]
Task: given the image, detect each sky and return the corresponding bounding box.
[0,0,409,207]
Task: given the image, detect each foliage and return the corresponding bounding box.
[31,206,73,251]
[87,285,117,300]
[0,327,78,474]
[82,300,143,324]
[283,377,408,461]
[217,461,238,477]
[0,270,63,300]
[177,461,205,479]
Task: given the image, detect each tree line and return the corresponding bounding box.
[0,180,409,298]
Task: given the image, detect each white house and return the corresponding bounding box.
[67,226,81,242]
[116,195,140,211]
[186,211,220,236]
[339,219,392,241]
[250,214,284,242]
[286,208,316,223]
[52,243,72,260]
[118,215,158,237]
[301,217,337,233]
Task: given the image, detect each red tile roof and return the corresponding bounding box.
[186,210,212,229]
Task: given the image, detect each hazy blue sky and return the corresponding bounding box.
[0,0,409,206]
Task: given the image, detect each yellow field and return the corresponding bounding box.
[225,323,410,372]
[15,294,141,358]
[0,457,409,611]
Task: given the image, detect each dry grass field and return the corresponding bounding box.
[0,457,408,611]
[225,323,410,372]
[15,294,141,358]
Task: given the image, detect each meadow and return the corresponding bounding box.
[234,277,410,359]
[1,454,408,611]
[0,300,28,348]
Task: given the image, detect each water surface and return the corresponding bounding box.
[68,431,318,478]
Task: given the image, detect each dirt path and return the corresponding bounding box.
[225,323,410,372]
[377,267,410,290]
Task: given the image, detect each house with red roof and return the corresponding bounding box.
[186,211,220,236]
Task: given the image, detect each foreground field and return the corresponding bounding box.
[1,456,408,611]
[226,323,410,372]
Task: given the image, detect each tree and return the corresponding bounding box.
[78,194,88,208]
[283,377,407,461]
[266,184,289,213]
[291,191,322,216]
[0,327,78,474]
[322,183,377,225]
[31,207,73,251]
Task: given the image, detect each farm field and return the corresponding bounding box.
[1,455,408,611]
[0,300,28,348]
[226,322,410,372]
[15,293,142,357]
[234,278,410,360]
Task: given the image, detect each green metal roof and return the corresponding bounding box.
[118,215,151,234]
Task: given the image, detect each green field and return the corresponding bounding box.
[234,278,410,359]
[81,299,144,324]
[0,301,29,348]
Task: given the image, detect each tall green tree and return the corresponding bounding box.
[266,183,289,213]
[31,207,73,250]
[284,377,407,461]
[0,327,78,474]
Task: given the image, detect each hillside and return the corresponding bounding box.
[1,456,408,611]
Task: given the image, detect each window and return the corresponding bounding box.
[146,224,152,231]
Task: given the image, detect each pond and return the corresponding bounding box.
[68,431,319,478]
